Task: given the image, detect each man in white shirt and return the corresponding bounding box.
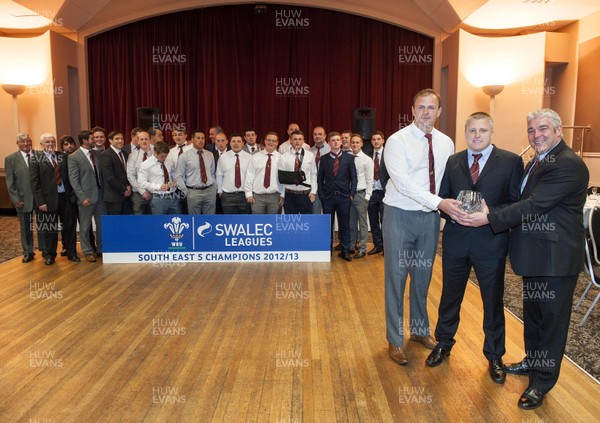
[174,130,216,214]
[216,134,252,214]
[139,141,180,214]
[126,131,154,215]
[167,127,193,164]
[243,129,259,154]
[278,130,317,214]
[349,134,374,259]
[384,89,463,366]
[245,131,283,214]
[367,131,387,255]
[278,122,308,154]
[309,126,329,214]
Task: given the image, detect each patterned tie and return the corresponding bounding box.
[374,151,380,181]
[333,152,340,177]
[234,153,241,189]
[198,150,208,184]
[142,151,148,162]
[315,146,322,167]
[470,153,482,184]
[89,151,101,187]
[264,153,272,188]
[178,145,184,156]
[425,133,435,194]
[161,161,169,184]
[51,155,63,186]
[294,152,301,172]
[118,151,126,169]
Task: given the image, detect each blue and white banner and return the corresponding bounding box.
[102,214,331,263]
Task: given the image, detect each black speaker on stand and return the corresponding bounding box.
[137,107,160,131]
[353,107,376,141]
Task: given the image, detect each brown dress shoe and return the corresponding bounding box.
[388,343,408,365]
[409,335,437,350]
[85,254,97,262]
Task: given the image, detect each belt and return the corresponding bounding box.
[186,185,213,190]
[285,188,310,195]
[356,189,366,193]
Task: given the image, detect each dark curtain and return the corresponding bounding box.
[88,4,433,145]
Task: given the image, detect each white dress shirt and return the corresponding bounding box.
[216,150,252,194]
[353,150,374,200]
[245,150,283,196]
[138,155,177,194]
[278,140,309,154]
[310,143,331,169]
[167,143,193,168]
[173,148,216,195]
[277,148,318,196]
[383,122,454,211]
[127,147,154,194]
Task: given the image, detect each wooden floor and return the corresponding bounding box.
[1,246,599,423]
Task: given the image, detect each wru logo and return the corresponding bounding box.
[164,217,189,240]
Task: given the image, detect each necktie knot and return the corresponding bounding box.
[472,153,482,163]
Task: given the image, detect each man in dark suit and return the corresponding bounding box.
[461,108,589,410]
[5,133,36,263]
[317,131,357,261]
[122,127,142,155]
[425,112,523,385]
[364,131,387,255]
[100,130,132,215]
[30,133,81,264]
[68,130,106,262]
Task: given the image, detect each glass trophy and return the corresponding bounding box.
[457,190,483,213]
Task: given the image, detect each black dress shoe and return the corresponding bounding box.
[425,347,450,367]
[489,359,506,384]
[367,246,383,255]
[505,359,531,375]
[60,249,67,257]
[68,255,81,262]
[45,257,55,265]
[518,387,545,410]
[338,252,352,262]
[354,251,366,259]
[22,254,34,263]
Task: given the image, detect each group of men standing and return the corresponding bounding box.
[383,88,588,411]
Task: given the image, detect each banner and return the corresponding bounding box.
[102,214,331,263]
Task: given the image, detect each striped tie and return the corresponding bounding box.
[470,153,482,184]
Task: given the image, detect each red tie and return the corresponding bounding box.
[51,155,63,186]
[333,152,340,177]
[425,133,435,194]
[198,151,208,184]
[161,161,169,184]
[178,145,184,156]
[315,146,322,167]
[470,153,482,184]
[118,151,126,169]
[89,151,100,187]
[143,151,148,162]
[374,151,380,181]
[294,152,301,172]
[234,153,241,189]
[264,153,272,188]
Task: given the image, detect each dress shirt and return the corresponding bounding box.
[167,143,193,167]
[310,143,331,167]
[278,140,309,154]
[467,143,493,171]
[277,148,318,196]
[126,147,154,194]
[20,150,30,166]
[383,122,454,211]
[138,155,177,194]
[43,151,66,193]
[245,150,283,196]
[174,148,216,193]
[372,147,384,191]
[353,150,374,200]
[216,150,252,194]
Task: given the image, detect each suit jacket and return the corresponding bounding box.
[317,151,357,199]
[5,150,34,212]
[439,145,523,258]
[100,148,130,203]
[30,151,72,212]
[488,140,589,276]
[243,144,259,154]
[68,147,103,205]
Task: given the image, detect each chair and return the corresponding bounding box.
[574,206,600,326]
[588,185,600,196]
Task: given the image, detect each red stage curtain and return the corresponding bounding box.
[88,4,433,144]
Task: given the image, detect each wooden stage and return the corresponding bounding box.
[0,247,598,422]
